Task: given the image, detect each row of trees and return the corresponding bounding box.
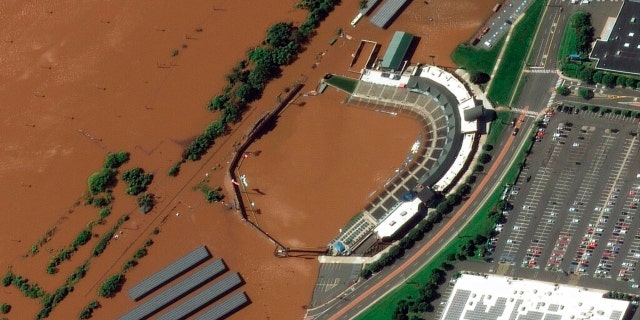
[99,233,155,300]
[176,0,340,167]
[561,63,640,89]
[570,11,594,57]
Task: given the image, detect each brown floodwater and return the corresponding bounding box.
[0,0,498,319]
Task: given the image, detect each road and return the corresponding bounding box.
[304,111,533,320]
[307,1,640,319]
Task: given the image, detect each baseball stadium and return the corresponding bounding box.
[327,37,493,256]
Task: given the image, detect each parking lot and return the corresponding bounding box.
[489,107,640,291]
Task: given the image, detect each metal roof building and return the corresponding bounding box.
[128,246,211,301]
[381,31,414,70]
[119,259,227,320]
[369,0,410,28]
[156,273,243,320]
[194,291,250,320]
[590,0,640,75]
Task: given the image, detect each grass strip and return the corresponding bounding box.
[325,74,358,93]
[487,0,546,106]
[450,36,505,75]
[556,13,580,62]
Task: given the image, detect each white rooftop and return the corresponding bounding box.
[434,134,475,192]
[374,198,421,239]
[441,273,629,320]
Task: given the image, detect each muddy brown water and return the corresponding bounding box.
[0,0,496,319]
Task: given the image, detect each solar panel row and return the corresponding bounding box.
[128,246,211,301]
[119,259,227,320]
[156,273,243,320]
[194,291,249,320]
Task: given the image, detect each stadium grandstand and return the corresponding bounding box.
[441,273,630,320]
[328,64,488,253]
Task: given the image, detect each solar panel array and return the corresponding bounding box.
[194,291,250,320]
[119,259,227,320]
[128,246,211,301]
[369,0,409,28]
[156,273,243,320]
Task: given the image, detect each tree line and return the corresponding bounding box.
[174,0,340,172]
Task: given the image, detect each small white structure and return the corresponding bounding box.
[374,198,422,239]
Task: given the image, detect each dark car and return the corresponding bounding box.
[512,127,520,136]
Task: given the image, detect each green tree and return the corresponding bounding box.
[601,73,616,87]
[617,75,628,87]
[471,72,490,84]
[579,68,594,84]
[87,168,116,195]
[556,86,570,96]
[359,0,368,9]
[0,303,10,314]
[579,88,593,99]
[137,193,155,214]
[625,77,637,88]
[592,70,604,83]
[121,168,153,195]
[266,22,295,49]
[98,273,124,298]
[478,152,492,164]
[103,152,129,169]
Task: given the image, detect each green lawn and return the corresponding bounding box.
[355,112,526,320]
[450,36,505,75]
[325,74,358,93]
[487,0,545,106]
[557,13,580,62]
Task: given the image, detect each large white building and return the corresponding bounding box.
[441,273,630,320]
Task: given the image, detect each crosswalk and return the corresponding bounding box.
[526,68,557,74]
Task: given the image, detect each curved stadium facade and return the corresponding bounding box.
[330,65,486,255]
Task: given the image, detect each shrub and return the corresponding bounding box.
[556,86,570,96]
[1,272,13,287]
[579,88,593,99]
[98,273,124,298]
[168,161,182,176]
[137,193,155,213]
[73,229,92,248]
[99,207,111,219]
[87,168,116,195]
[0,303,10,314]
[79,300,100,319]
[121,168,153,195]
[134,248,148,259]
[103,152,129,169]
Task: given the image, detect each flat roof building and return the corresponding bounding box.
[441,273,630,320]
[374,198,422,239]
[381,31,414,70]
[590,0,640,75]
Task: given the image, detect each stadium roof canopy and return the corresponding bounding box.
[381,31,413,70]
[441,273,629,320]
[590,0,640,75]
[374,198,421,239]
